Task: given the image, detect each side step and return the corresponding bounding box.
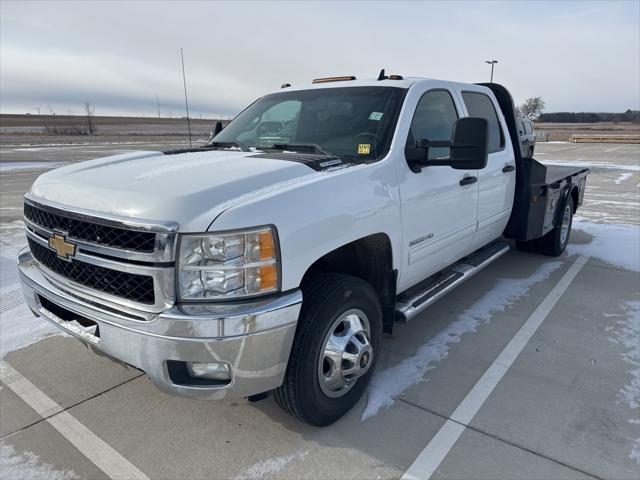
[395,241,510,322]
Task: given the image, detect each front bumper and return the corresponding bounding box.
[17,247,302,400]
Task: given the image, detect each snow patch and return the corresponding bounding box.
[0,443,80,480]
[607,301,640,465]
[233,450,309,480]
[362,261,563,420]
[542,160,640,172]
[1,286,62,359]
[570,218,640,272]
[0,222,62,357]
[0,162,67,172]
[614,172,634,185]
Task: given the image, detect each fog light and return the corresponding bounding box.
[186,362,231,381]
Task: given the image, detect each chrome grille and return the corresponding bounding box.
[24,203,156,252]
[28,238,155,304]
[23,194,178,314]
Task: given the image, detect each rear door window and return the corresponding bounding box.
[461,92,504,153]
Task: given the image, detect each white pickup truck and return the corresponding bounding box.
[18,74,588,425]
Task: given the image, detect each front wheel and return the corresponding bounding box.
[274,274,382,426]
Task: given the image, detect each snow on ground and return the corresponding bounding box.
[362,261,563,420]
[233,451,308,480]
[0,162,68,172]
[615,172,634,185]
[605,301,640,465]
[570,218,640,272]
[0,443,79,480]
[542,160,640,172]
[0,221,61,358]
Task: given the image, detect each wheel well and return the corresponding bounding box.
[301,233,397,334]
[570,186,579,213]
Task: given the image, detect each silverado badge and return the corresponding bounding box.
[49,233,76,260]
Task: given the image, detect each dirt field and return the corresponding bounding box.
[0,114,225,146]
[534,121,639,141]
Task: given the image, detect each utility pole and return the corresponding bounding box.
[180,48,192,148]
[485,60,498,82]
[155,96,161,118]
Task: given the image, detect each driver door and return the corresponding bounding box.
[398,87,479,291]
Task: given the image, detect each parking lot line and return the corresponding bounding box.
[0,362,149,480]
[402,255,590,480]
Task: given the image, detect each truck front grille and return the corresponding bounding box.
[28,238,156,304]
[24,203,156,253]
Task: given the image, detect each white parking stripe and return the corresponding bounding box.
[402,255,590,480]
[604,145,626,153]
[0,362,149,480]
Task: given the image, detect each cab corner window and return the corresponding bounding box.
[406,90,459,162]
[461,92,504,153]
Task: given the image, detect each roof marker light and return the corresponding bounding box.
[312,76,356,84]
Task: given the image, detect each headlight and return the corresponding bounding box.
[178,226,279,300]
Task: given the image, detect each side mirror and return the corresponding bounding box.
[214,121,224,136]
[407,117,489,171]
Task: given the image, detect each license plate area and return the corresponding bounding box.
[37,295,101,344]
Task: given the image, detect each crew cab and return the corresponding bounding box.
[18,73,588,426]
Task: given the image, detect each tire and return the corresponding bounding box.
[274,273,382,426]
[540,195,574,256]
[516,239,538,253]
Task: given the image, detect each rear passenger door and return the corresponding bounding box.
[459,89,515,250]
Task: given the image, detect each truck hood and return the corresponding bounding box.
[31,150,320,231]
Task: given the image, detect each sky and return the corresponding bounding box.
[1,0,639,118]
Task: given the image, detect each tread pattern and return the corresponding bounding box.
[274,273,374,424]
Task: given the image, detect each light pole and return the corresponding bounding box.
[485,60,498,82]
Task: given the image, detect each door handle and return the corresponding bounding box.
[459,176,477,186]
[502,165,515,173]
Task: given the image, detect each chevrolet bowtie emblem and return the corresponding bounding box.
[49,233,76,260]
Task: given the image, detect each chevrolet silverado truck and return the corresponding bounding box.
[18,74,588,426]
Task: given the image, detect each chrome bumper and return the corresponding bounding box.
[17,247,302,400]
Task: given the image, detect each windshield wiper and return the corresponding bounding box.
[205,141,250,152]
[264,143,332,157]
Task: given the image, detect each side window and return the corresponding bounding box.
[461,92,504,153]
[407,90,459,160]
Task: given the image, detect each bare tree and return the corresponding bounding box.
[519,97,545,120]
[84,101,96,135]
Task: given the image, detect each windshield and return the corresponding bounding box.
[209,86,407,162]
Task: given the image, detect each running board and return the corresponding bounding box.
[396,242,510,322]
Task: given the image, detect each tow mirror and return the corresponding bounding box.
[406,117,490,171]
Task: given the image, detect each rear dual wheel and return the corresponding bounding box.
[274,273,382,426]
[516,196,574,256]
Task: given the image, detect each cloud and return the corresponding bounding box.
[1,1,638,116]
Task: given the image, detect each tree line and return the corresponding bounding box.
[536,110,639,123]
[517,97,638,123]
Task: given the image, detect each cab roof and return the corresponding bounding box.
[275,76,491,95]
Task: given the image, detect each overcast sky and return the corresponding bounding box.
[1,0,638,118]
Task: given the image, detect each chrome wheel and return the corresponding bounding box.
[560,204,571,246]
[317,309,373,398]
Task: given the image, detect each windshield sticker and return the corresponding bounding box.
[358,144,371,155]
[368,112,384,121]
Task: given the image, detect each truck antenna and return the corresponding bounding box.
[377,68,387,81]
[180,48,192,148]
